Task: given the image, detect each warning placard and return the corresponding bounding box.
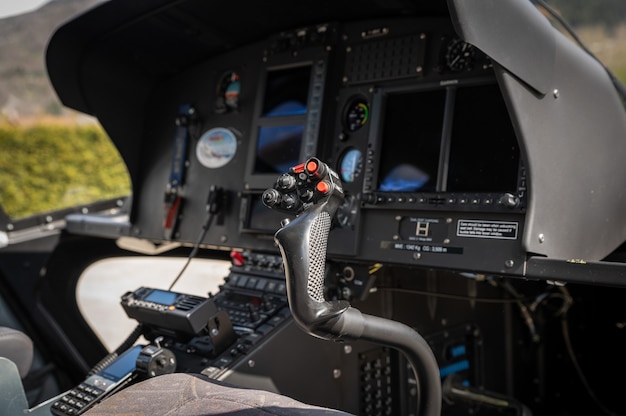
[457,220,518,240]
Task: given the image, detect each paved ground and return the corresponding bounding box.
[77,257,230,351]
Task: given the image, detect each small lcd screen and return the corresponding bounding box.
[98,345,142,382]
[254,125,304,174]
[376,89,446,192]
[144,289,177,306]
[446,84,520,192]
[262,66,311,116]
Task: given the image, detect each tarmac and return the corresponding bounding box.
[77,257,231,351]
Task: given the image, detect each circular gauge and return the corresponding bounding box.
[344,98,369,132]
[336,194,358,229]
[216,72,240,113]
[445,38,475,72]
[196,127,237,168]
[339,148,363,183]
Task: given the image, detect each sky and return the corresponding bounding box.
[0,0,49,19]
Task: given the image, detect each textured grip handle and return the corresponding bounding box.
[265,160,442,414]
[307,211,331,302]
[266,158,349,338]
[273,195,349,338]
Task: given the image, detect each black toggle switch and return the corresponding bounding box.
[248,304,260,322]
[262,188,282,207]
[277,173,297,191]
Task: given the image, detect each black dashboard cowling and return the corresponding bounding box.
[48,0,626,282]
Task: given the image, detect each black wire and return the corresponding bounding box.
[167,210,214,291]
[167,185,222,291]
[114,323,144,355]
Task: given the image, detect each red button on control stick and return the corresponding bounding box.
[306,160,319,173]
[316,181,330,194]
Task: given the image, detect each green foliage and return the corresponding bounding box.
[0,123,131,219]
[547,0,626,29]
[613,67,626,84]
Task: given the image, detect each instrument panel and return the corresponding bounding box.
[37,5,626,415]
[97,17,528,276]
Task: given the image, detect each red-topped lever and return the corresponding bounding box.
[263,157,442,416]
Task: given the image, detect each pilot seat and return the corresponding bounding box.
[83,373,353,415]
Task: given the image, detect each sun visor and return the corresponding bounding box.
[450,0,626,261]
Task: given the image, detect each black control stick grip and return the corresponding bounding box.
[263,158,350,337]
[264,158,442,415]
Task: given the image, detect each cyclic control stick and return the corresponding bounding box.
[262,157,442,416]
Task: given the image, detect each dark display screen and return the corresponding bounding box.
[446,84,520,192]
[254,125,304,174]
[262,66,311,116]
[144,289,177,306]
[254,65,311,175]
[377,89,446,192]
[375,83,519,194]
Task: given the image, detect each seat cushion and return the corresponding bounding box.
[84,373,354,415]
[0,327,33,378]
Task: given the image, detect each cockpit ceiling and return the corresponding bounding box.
[48,0,450,86]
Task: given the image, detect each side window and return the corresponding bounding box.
[0,0,129,222]
[76,257,230,351]
[0,124,131,220]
